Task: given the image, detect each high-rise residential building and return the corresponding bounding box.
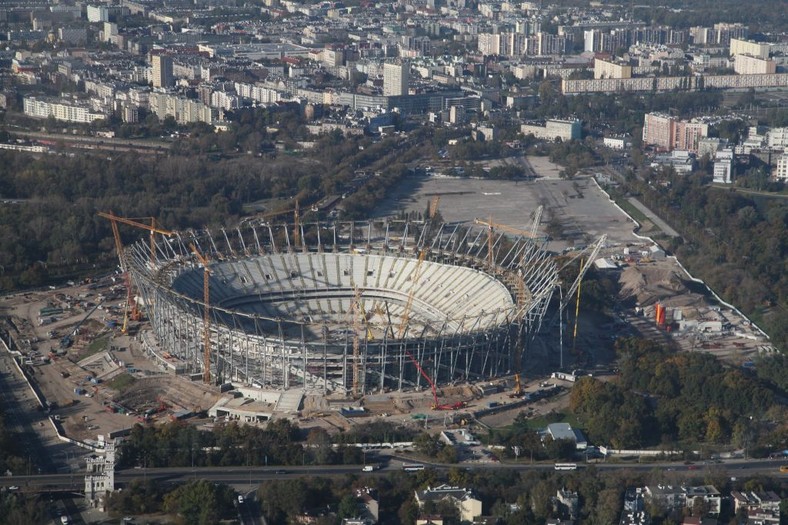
[730,38,771,59]
[151,54,174,88]
[642,113,708,153]
[775,154,788,181]
[449,105,465,125]
[674,121,709,153]
[642,113,676,151]
[713,22,748,46]
[383,61,409,96]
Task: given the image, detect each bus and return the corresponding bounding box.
[554,463,578,471]
[402,463,425,472]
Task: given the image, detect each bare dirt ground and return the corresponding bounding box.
[0,279,221,443]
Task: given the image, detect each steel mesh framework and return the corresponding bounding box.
[125,220,559,395]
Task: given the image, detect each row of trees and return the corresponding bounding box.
[118,419,425,470]
[117,419,371,469]
[0,110,421,291]
[569,338,783,452]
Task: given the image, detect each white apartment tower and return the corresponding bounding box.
[383,61,409,97]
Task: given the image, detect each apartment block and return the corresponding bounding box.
[594,58,632,79]
[383,61,409,96]
[521,119,582,141]
[733,54,777,75]
[23,96,106,123]
[642,113,675,151]
[730,38,770,59]
[775,153,788,181]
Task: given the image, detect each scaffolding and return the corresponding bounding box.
[126,220,560,395]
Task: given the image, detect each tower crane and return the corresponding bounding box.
[350,285,362,397]
[396,248,428,340]
[472,213,544,387]
[98,212,173,333]
[544,235,607,331]
[474,214,547,242]
[428,196,441,219]
[189,244,213,384]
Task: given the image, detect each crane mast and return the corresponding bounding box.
[397,248,427,340]
[99,212,173,333]
[189,244,212,384]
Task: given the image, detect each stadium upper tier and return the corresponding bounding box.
[170,252,516,336]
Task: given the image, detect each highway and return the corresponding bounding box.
[0,459,784,493]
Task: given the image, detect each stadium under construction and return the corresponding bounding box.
[124,219,568,397]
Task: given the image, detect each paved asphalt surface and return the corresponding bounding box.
[0,458,785,494]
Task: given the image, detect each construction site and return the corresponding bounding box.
[0,161,773,450]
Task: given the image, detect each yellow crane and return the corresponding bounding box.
[473,215,544,397]
[189,244,213,384]
[397,248,428,339]
[98,212,174,333]
[98,212,174,268]
[473,216,545,240]
[428,196,441,219]
[351,285,362,397]
[357,297,374,341]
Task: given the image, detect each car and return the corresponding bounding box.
[237,495,244,504]
[274,469,287,475]
[7,486,19,491]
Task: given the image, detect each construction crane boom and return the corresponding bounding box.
[60,298,106,349]
[189,244,212,384]
[473,216,544,240]
[403,349,463,410]
[397,248,428,339]
[428,196,441,219]
[99,212,173,333]
[351,285,361,397]
[97,212,174,236]
[529,205,544,241]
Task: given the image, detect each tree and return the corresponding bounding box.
[162,479,233,525]
[337,494,359,519]
[413,432,443,457]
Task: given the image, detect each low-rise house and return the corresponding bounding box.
[546,422,588,450]
[555,489,579,520]
[731,491,781,524]
[415,484,483,522]
[643,485,721,515]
